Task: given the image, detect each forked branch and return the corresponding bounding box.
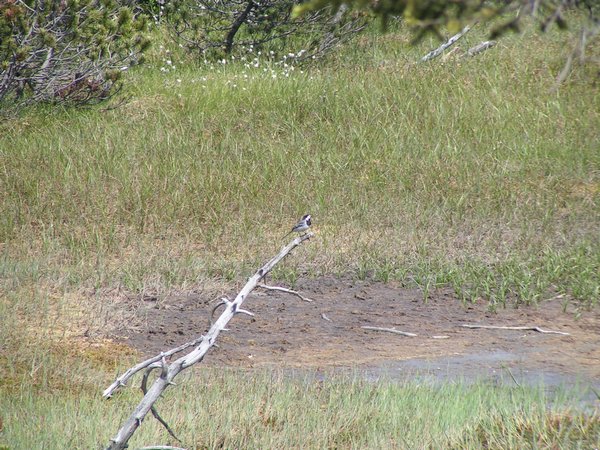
[104,232,314,450]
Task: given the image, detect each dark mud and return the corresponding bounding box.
[119,277,600,389]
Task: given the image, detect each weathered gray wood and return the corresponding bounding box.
[461,324,570,335]
[136,446,187,450]
[361,326,417,337]
[421,25,473,62]
[257,283,314,302]
[466,40,497,57]
[105,232,314,450]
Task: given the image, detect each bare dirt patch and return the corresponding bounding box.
[118,277,600,385]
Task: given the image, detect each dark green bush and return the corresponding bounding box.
[0,0,150,114]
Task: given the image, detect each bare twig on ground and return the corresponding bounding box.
[466,40,497,57]
[321,313,332,322]
[421,24,475,62]
[361,326,418,337]
[461,324,570,335]
[104,233,314,450]
[136,447,187,450]
[257,284,314,302]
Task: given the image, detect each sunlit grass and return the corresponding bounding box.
[0,15,599,450]
[1,370,598,449]
[1,19,598,309]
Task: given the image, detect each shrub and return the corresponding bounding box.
[0,0,150,115]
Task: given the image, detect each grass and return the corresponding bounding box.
[0,14,599,450]
[1,20,598,309]
[1,369,599,449]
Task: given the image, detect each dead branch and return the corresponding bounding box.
[421,24,474,62]
[321,313,332,322]
[466,40,497,57]
[361,326,417,337]
[104,232,314,450]
[137,447,187,450]
[460,324,570,336]
[141,363,181,443]
[103,336,205,398]
[257,284,314,302]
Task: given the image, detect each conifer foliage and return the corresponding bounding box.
[0,0,150,113]
[167,0,365,61]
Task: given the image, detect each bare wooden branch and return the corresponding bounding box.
[421,24,474,62]
[361,326,418,337]
[257,284,314,302]
[554,21,600,88]
[141,366,181,443]
[461,324,570,336]
[104,232,313,450]
[136,447,187,450]
[321,313,332,322]
[466,40,497,57]
[103,336,205,398]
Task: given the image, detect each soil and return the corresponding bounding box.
[120,277,600,388]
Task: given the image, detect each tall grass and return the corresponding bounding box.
[0,16,598,450]
[1,370,598,449]
[1,19,597,309]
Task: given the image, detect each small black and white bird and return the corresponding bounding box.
[284,214,312,238]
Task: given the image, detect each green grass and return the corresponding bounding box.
[0,15,599,450]
[1,19,598,309]
[1,369,598,449]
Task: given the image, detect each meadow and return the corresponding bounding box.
[0,14,599,449]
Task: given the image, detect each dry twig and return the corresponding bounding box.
[421,24,474,62]
[257,284,314,302]
[461,324,570,335]
[361,326,417,337]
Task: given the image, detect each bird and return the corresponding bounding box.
[283,214,312,238]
